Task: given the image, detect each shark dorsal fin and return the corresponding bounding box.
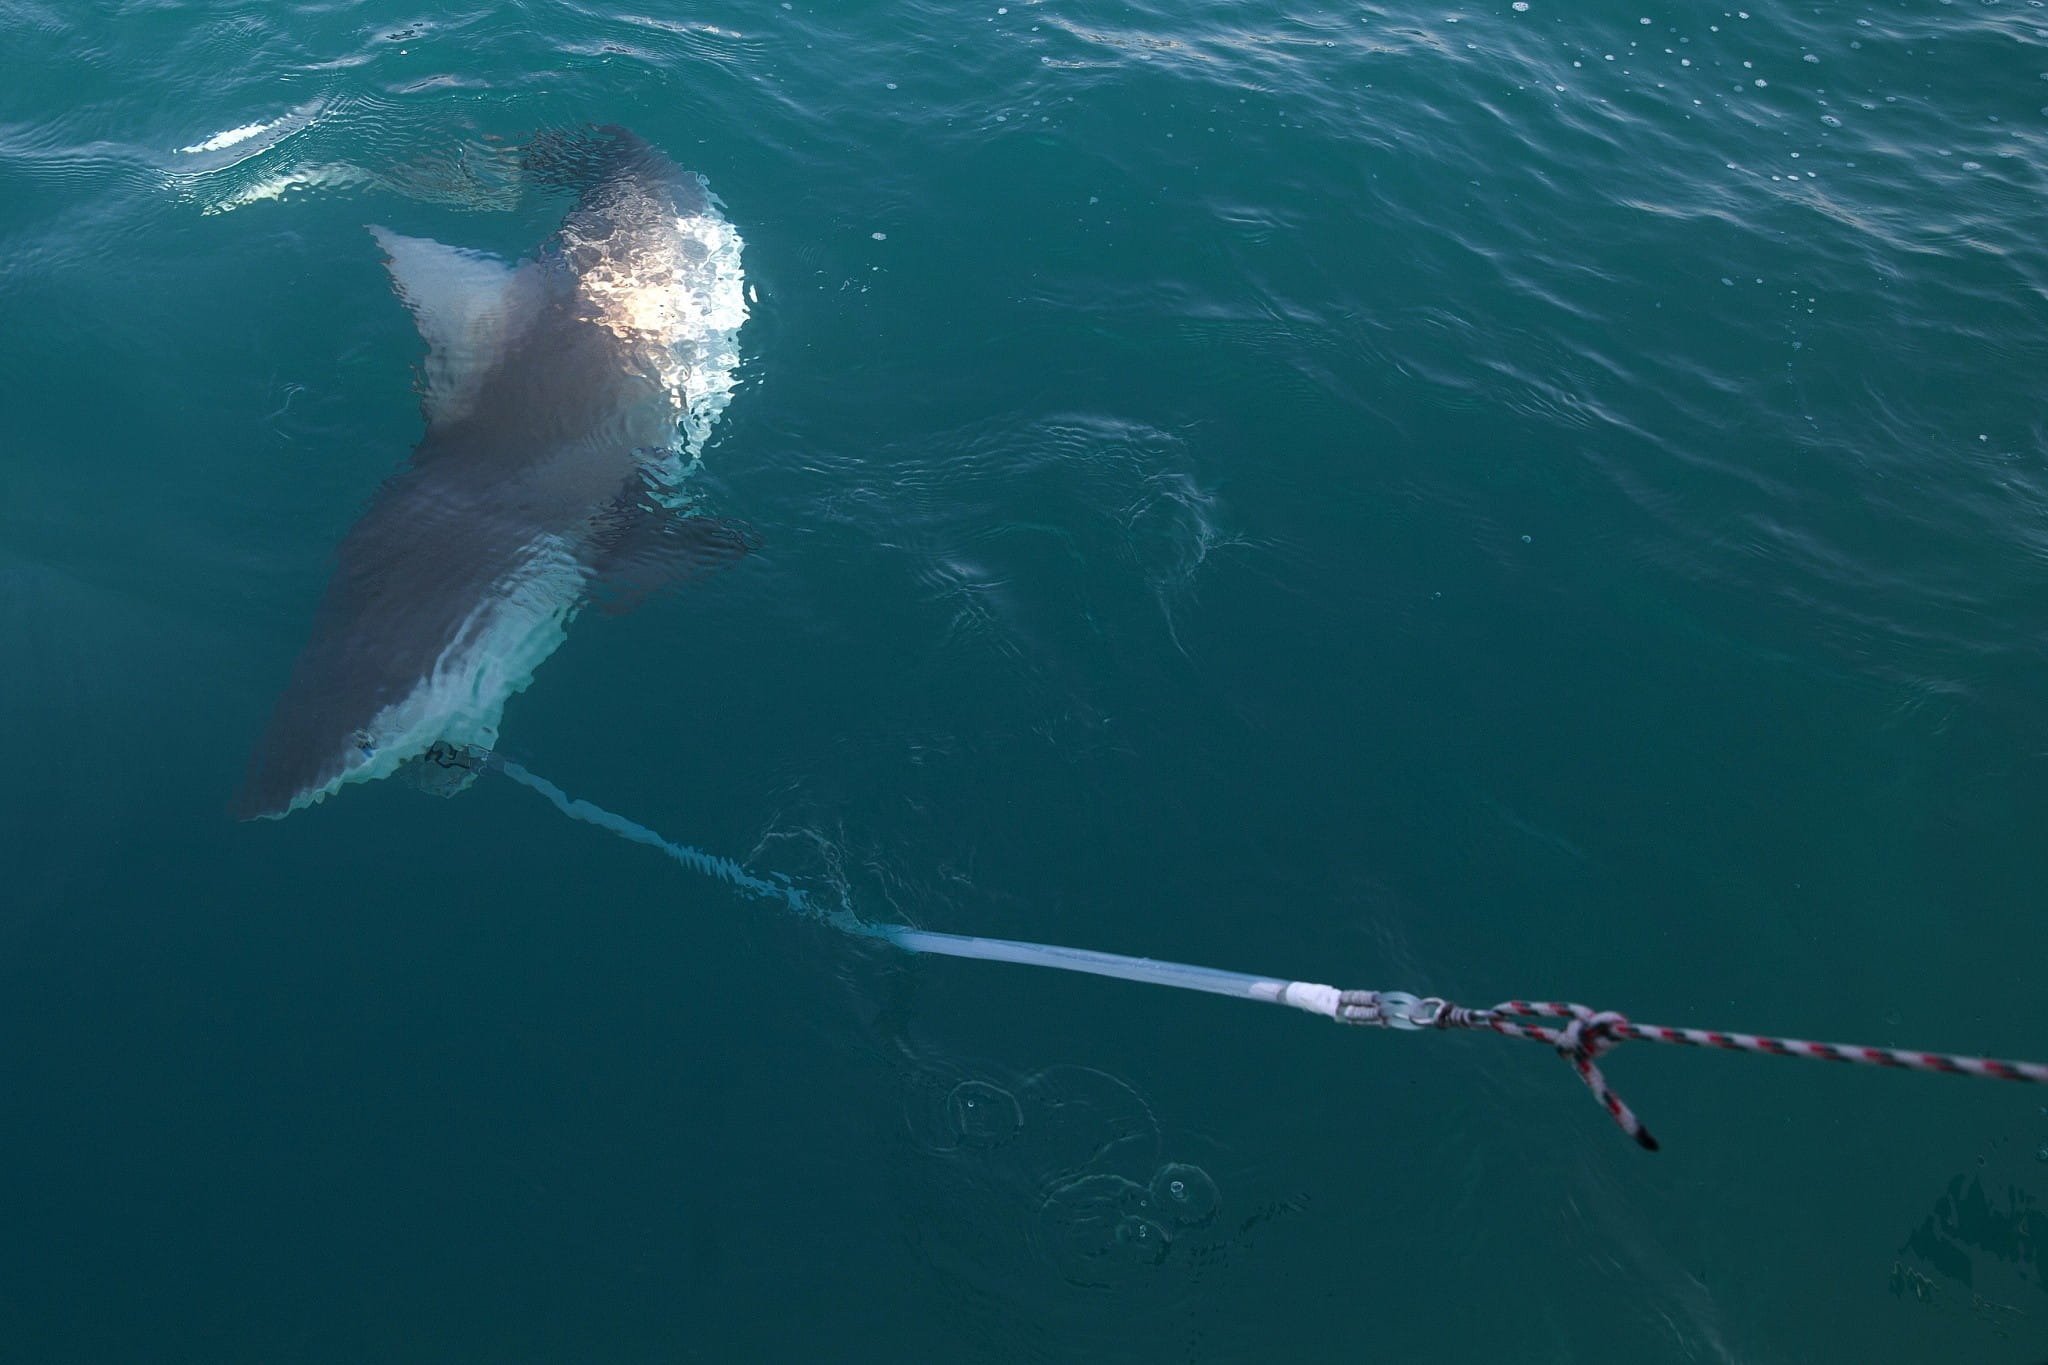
[369,226,532,428]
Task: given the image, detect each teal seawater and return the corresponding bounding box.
[5,0,2048,1360]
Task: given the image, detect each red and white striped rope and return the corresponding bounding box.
[1334,991,2048,1152]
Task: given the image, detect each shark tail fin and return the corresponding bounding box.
[369,226,533,428]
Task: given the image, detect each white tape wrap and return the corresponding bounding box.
[1279,981,1342,1018]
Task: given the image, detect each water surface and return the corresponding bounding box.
[4,0,2047,1359]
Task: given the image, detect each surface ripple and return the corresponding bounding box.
[3,0,2046,1361]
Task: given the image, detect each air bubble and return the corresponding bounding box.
[945,1080,1024,1149]
[1148,1162,1220,1227]
[1038,1172,1172,1283]
[1115,1216,1172,1263]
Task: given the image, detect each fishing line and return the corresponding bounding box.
[494,758,1324,1008]
[492,756,2048,1152]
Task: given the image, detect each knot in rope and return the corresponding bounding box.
[1515,1002,1656,1152]
[1555,1006,1631,1065]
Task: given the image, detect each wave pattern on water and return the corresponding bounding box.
[4,0,2047,1361]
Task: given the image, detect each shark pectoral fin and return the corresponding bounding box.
[588,512,759,617]
[369,226,532,428]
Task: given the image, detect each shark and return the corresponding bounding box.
[236,127,753,819]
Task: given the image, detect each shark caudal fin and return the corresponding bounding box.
[369,226,543,429]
